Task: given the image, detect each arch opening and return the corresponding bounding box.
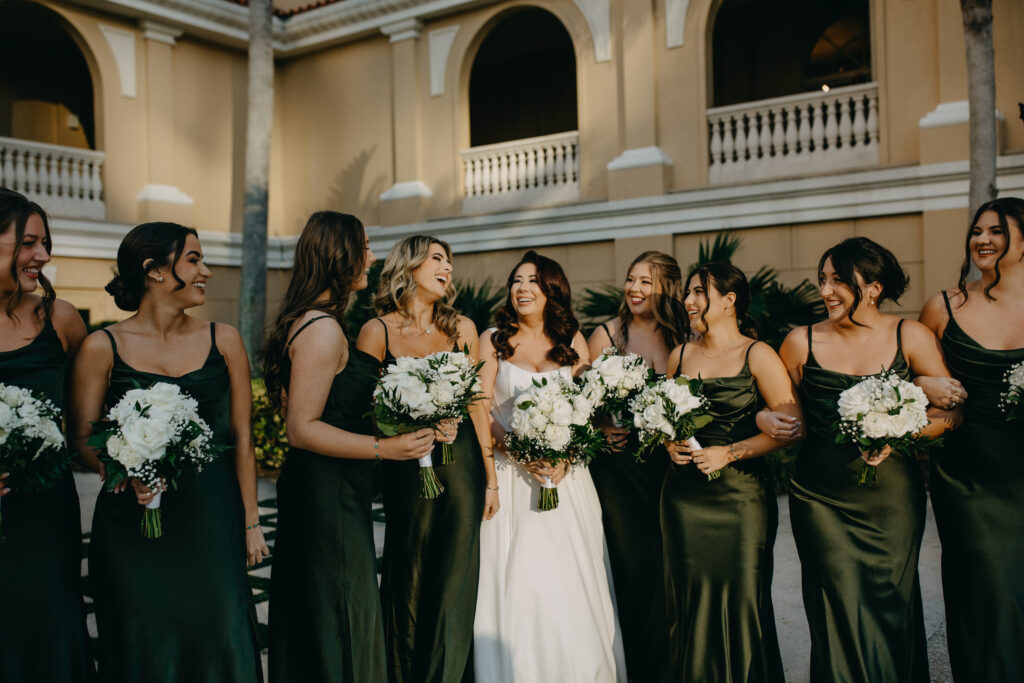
[469,7,578,147]
[0,0,96,149]
[710,0,871,107]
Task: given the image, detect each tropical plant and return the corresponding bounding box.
[251,379,287,473]
[576,284,624,336]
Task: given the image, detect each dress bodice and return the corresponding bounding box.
[0,319,66,410]
[939,291,1024,431]
[491,359,572,433]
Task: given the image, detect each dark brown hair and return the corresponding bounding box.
[615,251,687,350]
[105,222,198,311]
[957,196,1024,301]
[492,250,579,367]
[0,188,56,321]
[684,262,757,339]
[262,211,367,409]
[818,237,908,327]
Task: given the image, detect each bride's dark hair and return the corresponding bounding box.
[492,251,579,367]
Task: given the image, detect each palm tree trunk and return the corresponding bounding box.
[239,0,273,370]
[960,0,997,214]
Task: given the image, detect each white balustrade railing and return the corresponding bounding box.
[0,136,105,219]
[707,82,879,184]
[461,131,580,211]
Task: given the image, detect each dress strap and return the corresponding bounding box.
[376,318,393,359]
[941,289,954,317]
[896,318,905,351]
[600,322,622,352]
[743,341,757,366]
[804,325,819,368]
[100,327,119,357]
[285,315,333,351]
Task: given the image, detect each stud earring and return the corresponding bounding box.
[157,277,164,282]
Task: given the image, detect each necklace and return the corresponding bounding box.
[696,340,747,359]
[402,323,434,337]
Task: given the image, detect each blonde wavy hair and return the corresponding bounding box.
[373,235,460,339]
[615,250,688,350]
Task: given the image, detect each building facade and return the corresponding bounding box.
[2,0,1023,325]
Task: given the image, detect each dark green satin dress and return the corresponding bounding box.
[930,291,1024,682]
[589,372,668,683]
[660,343,783,683]
[0,319,93,683]
[269,317,387,682]
[89,324,261,683]
[378,329,485,683]
[790,322,928,683]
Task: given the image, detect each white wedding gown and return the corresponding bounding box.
[474,360,626,683]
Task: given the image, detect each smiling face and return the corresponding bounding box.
[411,242,452,301]
[354,236,376,291]
[158,233,211,306]
[0,212,51,296]
[624,262,658,316]
[818,256,880,322]
[970,209,1024,273]
[683,273,734,334]
[510,262,547,318]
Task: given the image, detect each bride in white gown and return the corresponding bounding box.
[473,251,626,683]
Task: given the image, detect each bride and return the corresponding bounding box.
[474,250,626,682]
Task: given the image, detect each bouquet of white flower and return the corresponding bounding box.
[0,383,67,541]
[834,369,939,486]
[998,361,1024,422]
[506,374,604,510]
[88,382,220,538]
[580,348,652,427]
[630,376,715,476]
[373,350,484,499]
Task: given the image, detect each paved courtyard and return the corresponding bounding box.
[74,471,954,682]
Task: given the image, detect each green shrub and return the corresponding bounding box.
[252,379,288,472]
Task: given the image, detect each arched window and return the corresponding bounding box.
[469,8,577,147]
[0,1,96,149]
[711,0,870,107]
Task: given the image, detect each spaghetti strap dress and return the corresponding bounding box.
[930,291,1024,682]
[268,315,387,683]
[789,321,928,683]
[376,319,486,683]
[587,322,668,682]
[89,323,262,683]
[0,319,94,683]
[660,342,784,683]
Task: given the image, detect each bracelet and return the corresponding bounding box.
[729,443,741,461]
[374,439,380,462]
[246,522,261,530]
[485,485,499,491]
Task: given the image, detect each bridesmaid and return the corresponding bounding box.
[586,250,686,682]
[776,237,958,683]
[265,213,434,683]
[661,262,799,683]
[917,197,1024,682]
[71,222,269,682]
[0,189,92,682]
[357,235,499,683]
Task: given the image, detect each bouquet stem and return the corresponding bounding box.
[539,476,559,511]
[686,436,720,480]
[858,463,879,487]
[418,454,444,499]
[441,442,455,465]
[141,491,163,539]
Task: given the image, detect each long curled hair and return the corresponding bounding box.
[684,262,758,339]
[492,250,579,367]
[373,235,459,340]
[0,188,56,321]
[262,212,367,410]
[615,251,687,350]
[957,197,1024,302]
[818,237,908,327]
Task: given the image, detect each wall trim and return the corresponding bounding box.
[49,155,1024,268]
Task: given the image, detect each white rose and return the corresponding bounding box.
[544,424,572,450]
[549,400,573,426]
[428,382,456,407]
[145,382,184,411]
[837,385,872,421]
[860,412,890,440]
[120,417,174,461]
[642,403,665,429]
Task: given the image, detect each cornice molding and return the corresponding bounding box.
[47,155,1024,269]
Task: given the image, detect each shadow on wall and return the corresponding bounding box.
[327,145,385,224]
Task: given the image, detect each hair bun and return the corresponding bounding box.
[105,274,142,312]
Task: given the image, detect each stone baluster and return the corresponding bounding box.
[810,102,824,154]
[14,150,28,192]
[722,117,736,167]
[852,96,867,147]
[837,99,851,149]
[866,95,879,147]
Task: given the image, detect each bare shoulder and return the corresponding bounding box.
[748,339,781,364]
[899,317,940,345]
[588,318,615,346]
[78,328,116,364]
[780,325,809,353]
[356,316,385,357]
[212,321,244,352]
[455,315,479,340]
[50,297,86,335]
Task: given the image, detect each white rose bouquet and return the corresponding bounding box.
[833,369,940,486]
[505,375,604,511]
[88,382,220,538]
[998,361,1024,422]
[630,376,715,476]
[373,350,484,499]
[0,383,67,541]
[580,348,652,427]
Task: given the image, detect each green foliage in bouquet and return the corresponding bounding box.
[252,379,288,472]
[633,376,714,462]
